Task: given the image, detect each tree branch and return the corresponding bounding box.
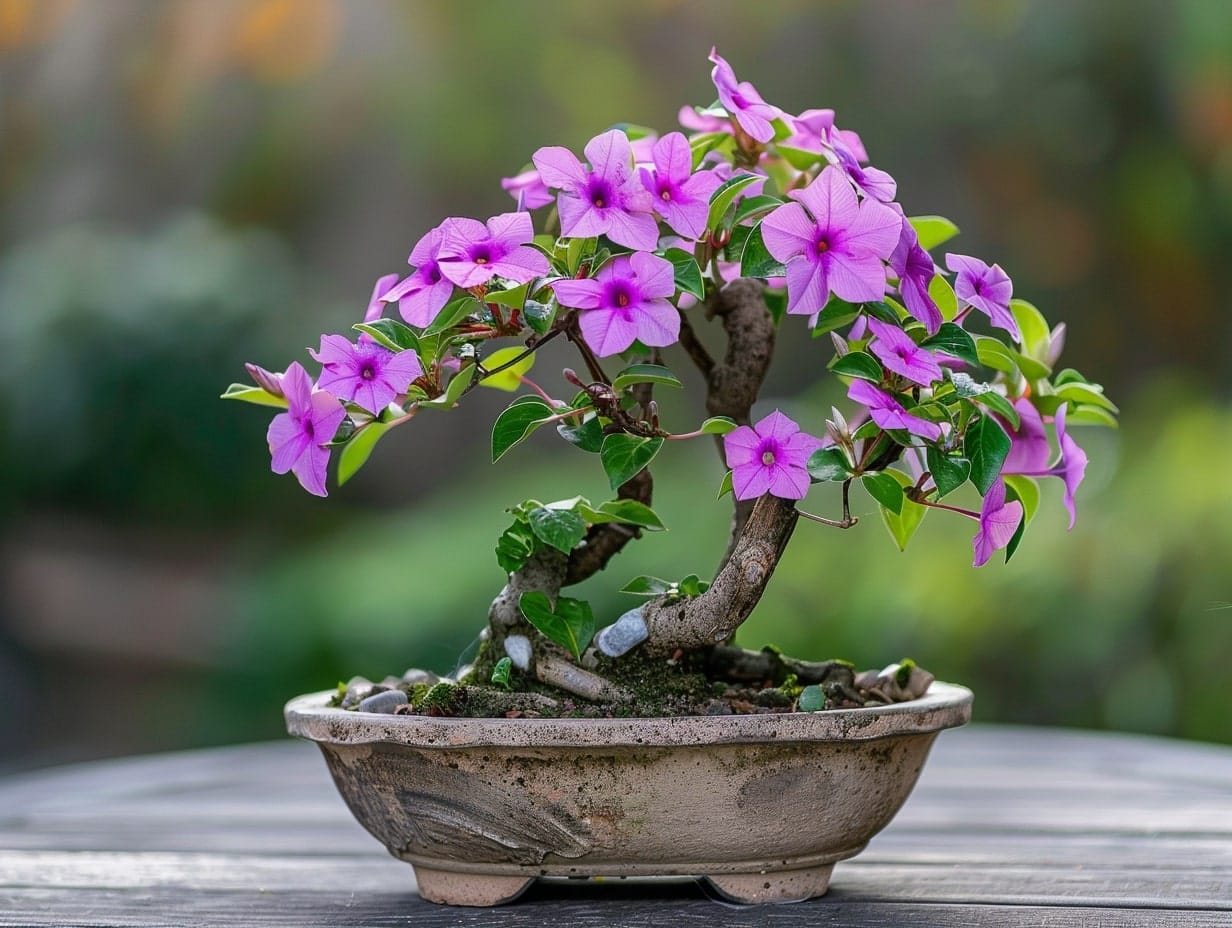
[641,494,798,654]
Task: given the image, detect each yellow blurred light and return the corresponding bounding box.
[0,0,77,51]
[231,0,339,83]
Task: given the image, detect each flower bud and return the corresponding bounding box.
[245,363,284,398]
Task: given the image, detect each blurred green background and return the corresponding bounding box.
[1,0,1229,768]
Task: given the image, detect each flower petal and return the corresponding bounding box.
[532,146,586,190]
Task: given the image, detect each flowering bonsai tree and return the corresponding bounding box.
[226,50,1117,717]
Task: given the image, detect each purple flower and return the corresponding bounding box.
[532,130,659,251]
[867,318,943,386]
[761,166,900,313]
[723,410,824,501]
[639,132,722,241]
[310,334,423,416]
[784,108,835,151]
[1002,403,1088,529]
[973,478,1024,567]
[550,252,678,357]
[832,144,896,203]
[890,221,943,335]
[266,362,346,498]
[438,212,549,289]
[382,225,455,328]
[847,379,942,441]
[500,168,554,211]
[946,253,1019,342]
[678,105,731,134]
[708,48,780,144]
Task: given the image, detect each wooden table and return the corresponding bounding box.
[1,725,1229,926]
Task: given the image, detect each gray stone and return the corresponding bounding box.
[358,690,408,714]
[341,676,374,708]
[595,608,648,658]
[402,668,441,687]
[503,635,532,671]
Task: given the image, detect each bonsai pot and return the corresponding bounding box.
[285,681,972,906]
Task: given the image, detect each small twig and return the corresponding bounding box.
[536,654,631,702]
[797,508,858,529]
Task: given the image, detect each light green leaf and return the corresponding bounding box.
[593,499,666,530]
[220,384,288,409]
[908,215,960,251]
[877,470,927,551]
[600,434,665,491]
[422,296,480,336]
[1003,474,1041,524]
[486,282,529,309]
[928,273,958,321]
[862,472,905,514]
[1010,299,1051,358]
[739,222,787,279]
[700,416,738,435]
[479,346,535,392]
[1054,382,1119,413]
[491,657,513,690]
[717,469,734,498]
[337,419,393,486]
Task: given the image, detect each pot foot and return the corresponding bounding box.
[412,866,534,907]
[706,864,835,904]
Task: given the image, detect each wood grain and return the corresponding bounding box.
[0,726,1229,926]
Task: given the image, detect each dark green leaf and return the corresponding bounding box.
[556,414,604,452]
[621,575,674,596]
[717,469,734,498]
[663,247,705,301]
[612,363,683,391]
[353,318,419,352]
[863,301,901,324]
[491,656,513,689]
[797,684,825,712]
[862,472,904,514]
[518,592,596,661]
[964,415,1012,496]
[491,396,554,462]
[528,507,587,554]
[763,287,788,324]
[495,521,537,573]
[925,447,971,499]
[1004,512,1028,563]
[830,351,884,382]
[219,383,288,409]
[733,194,784,224]
[600,434,664,491]
[974,389,1021,430]
[594,499,666,530]
[523,299,555,336]
[907,215,960,250]
[739,222,787,279]
[486,281,529,309]
[807,447,851,482]
[921,323,980,369]
[422,296,480,336]
[809,297,861,337]
[707,173,762,230]
[337,420,393,486]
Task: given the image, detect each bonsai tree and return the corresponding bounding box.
[226,49,1116,717]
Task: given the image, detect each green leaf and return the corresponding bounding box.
[600,434,665,491]
[528,506,588,554]
[975,336,1019,374]
[478,346,535,392]
[908,215,960,251]
[1010,299,1051,357]
[523,299,555,336]
[921,323,980,369]
[1016,351,1052,382]
[220,383,288,409]
[612,363,683,391]
[596,499,666,530]
[491,396,554,461]
[777,144,826,171]
[1003,474,1041,524]
[689,130,732,169]
[337,420,393,486]
[830,351,884,382]
[1054,382,1119,413]
[1063,406,1119,428]
[495,521,537,574]
[707,173,762,230]
[678,574,709,597]
[486,282,529,309]
[699,416,738,435]
[1004,513,1028,563]
[974,389,1020,429]
[809,297,861,337]
[1053,367,1088,387]
[353,318,419,352]
[556,414,604,452]
[763,287,788,324]
[863,301,901,324]
[928,273,958,322]
[964,415,1012,496]
[663,247,706,301]
[621,575,674,596]
[717,469,734,498]
[422,362,477,409]
[733,194,785,224]
[797,684,825,712]
[491,657,513,690]
[518,592,596,661]
[739,222,787,279]
[925,447,971,499]
[422,296,480,336]
[807,447,851,482]
[877,470,927,551]
[862,472,904,514]
[565,236,596,276]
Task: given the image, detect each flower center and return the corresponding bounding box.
[587,177,613,209]
[731,91,750,109]
[616,290,631,307]
[815,237,830,254]
[658,184,673,202]
[360,364,376,381]
[304,421,315,439]
[761,449,776,466]
[428,266,442,283]
[971,279,983,295]
[471,245,491,266]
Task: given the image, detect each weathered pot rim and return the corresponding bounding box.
[285,681,972,748]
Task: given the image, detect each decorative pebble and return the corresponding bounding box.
[595,608,648,658]
[341,676,374,708]
[402,668,440,687]
[504,635,533,671]
[358,690,408,714]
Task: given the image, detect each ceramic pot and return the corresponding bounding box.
[286,682,972,906]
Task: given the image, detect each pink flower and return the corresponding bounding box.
[551,252,678,357]
[500,168,554,211]
[310,335,423,416]
[1001,402,1089,529]
[639,132,722,241]
[723,410,824,501]
[867,318,943,386]
[438,212,549,289]
[973,478,1024,567]
[266,362,346,498]
[382,225,455,328]
[708,48,780,144]
[847,379,943,442]
[946,253,1019,343]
